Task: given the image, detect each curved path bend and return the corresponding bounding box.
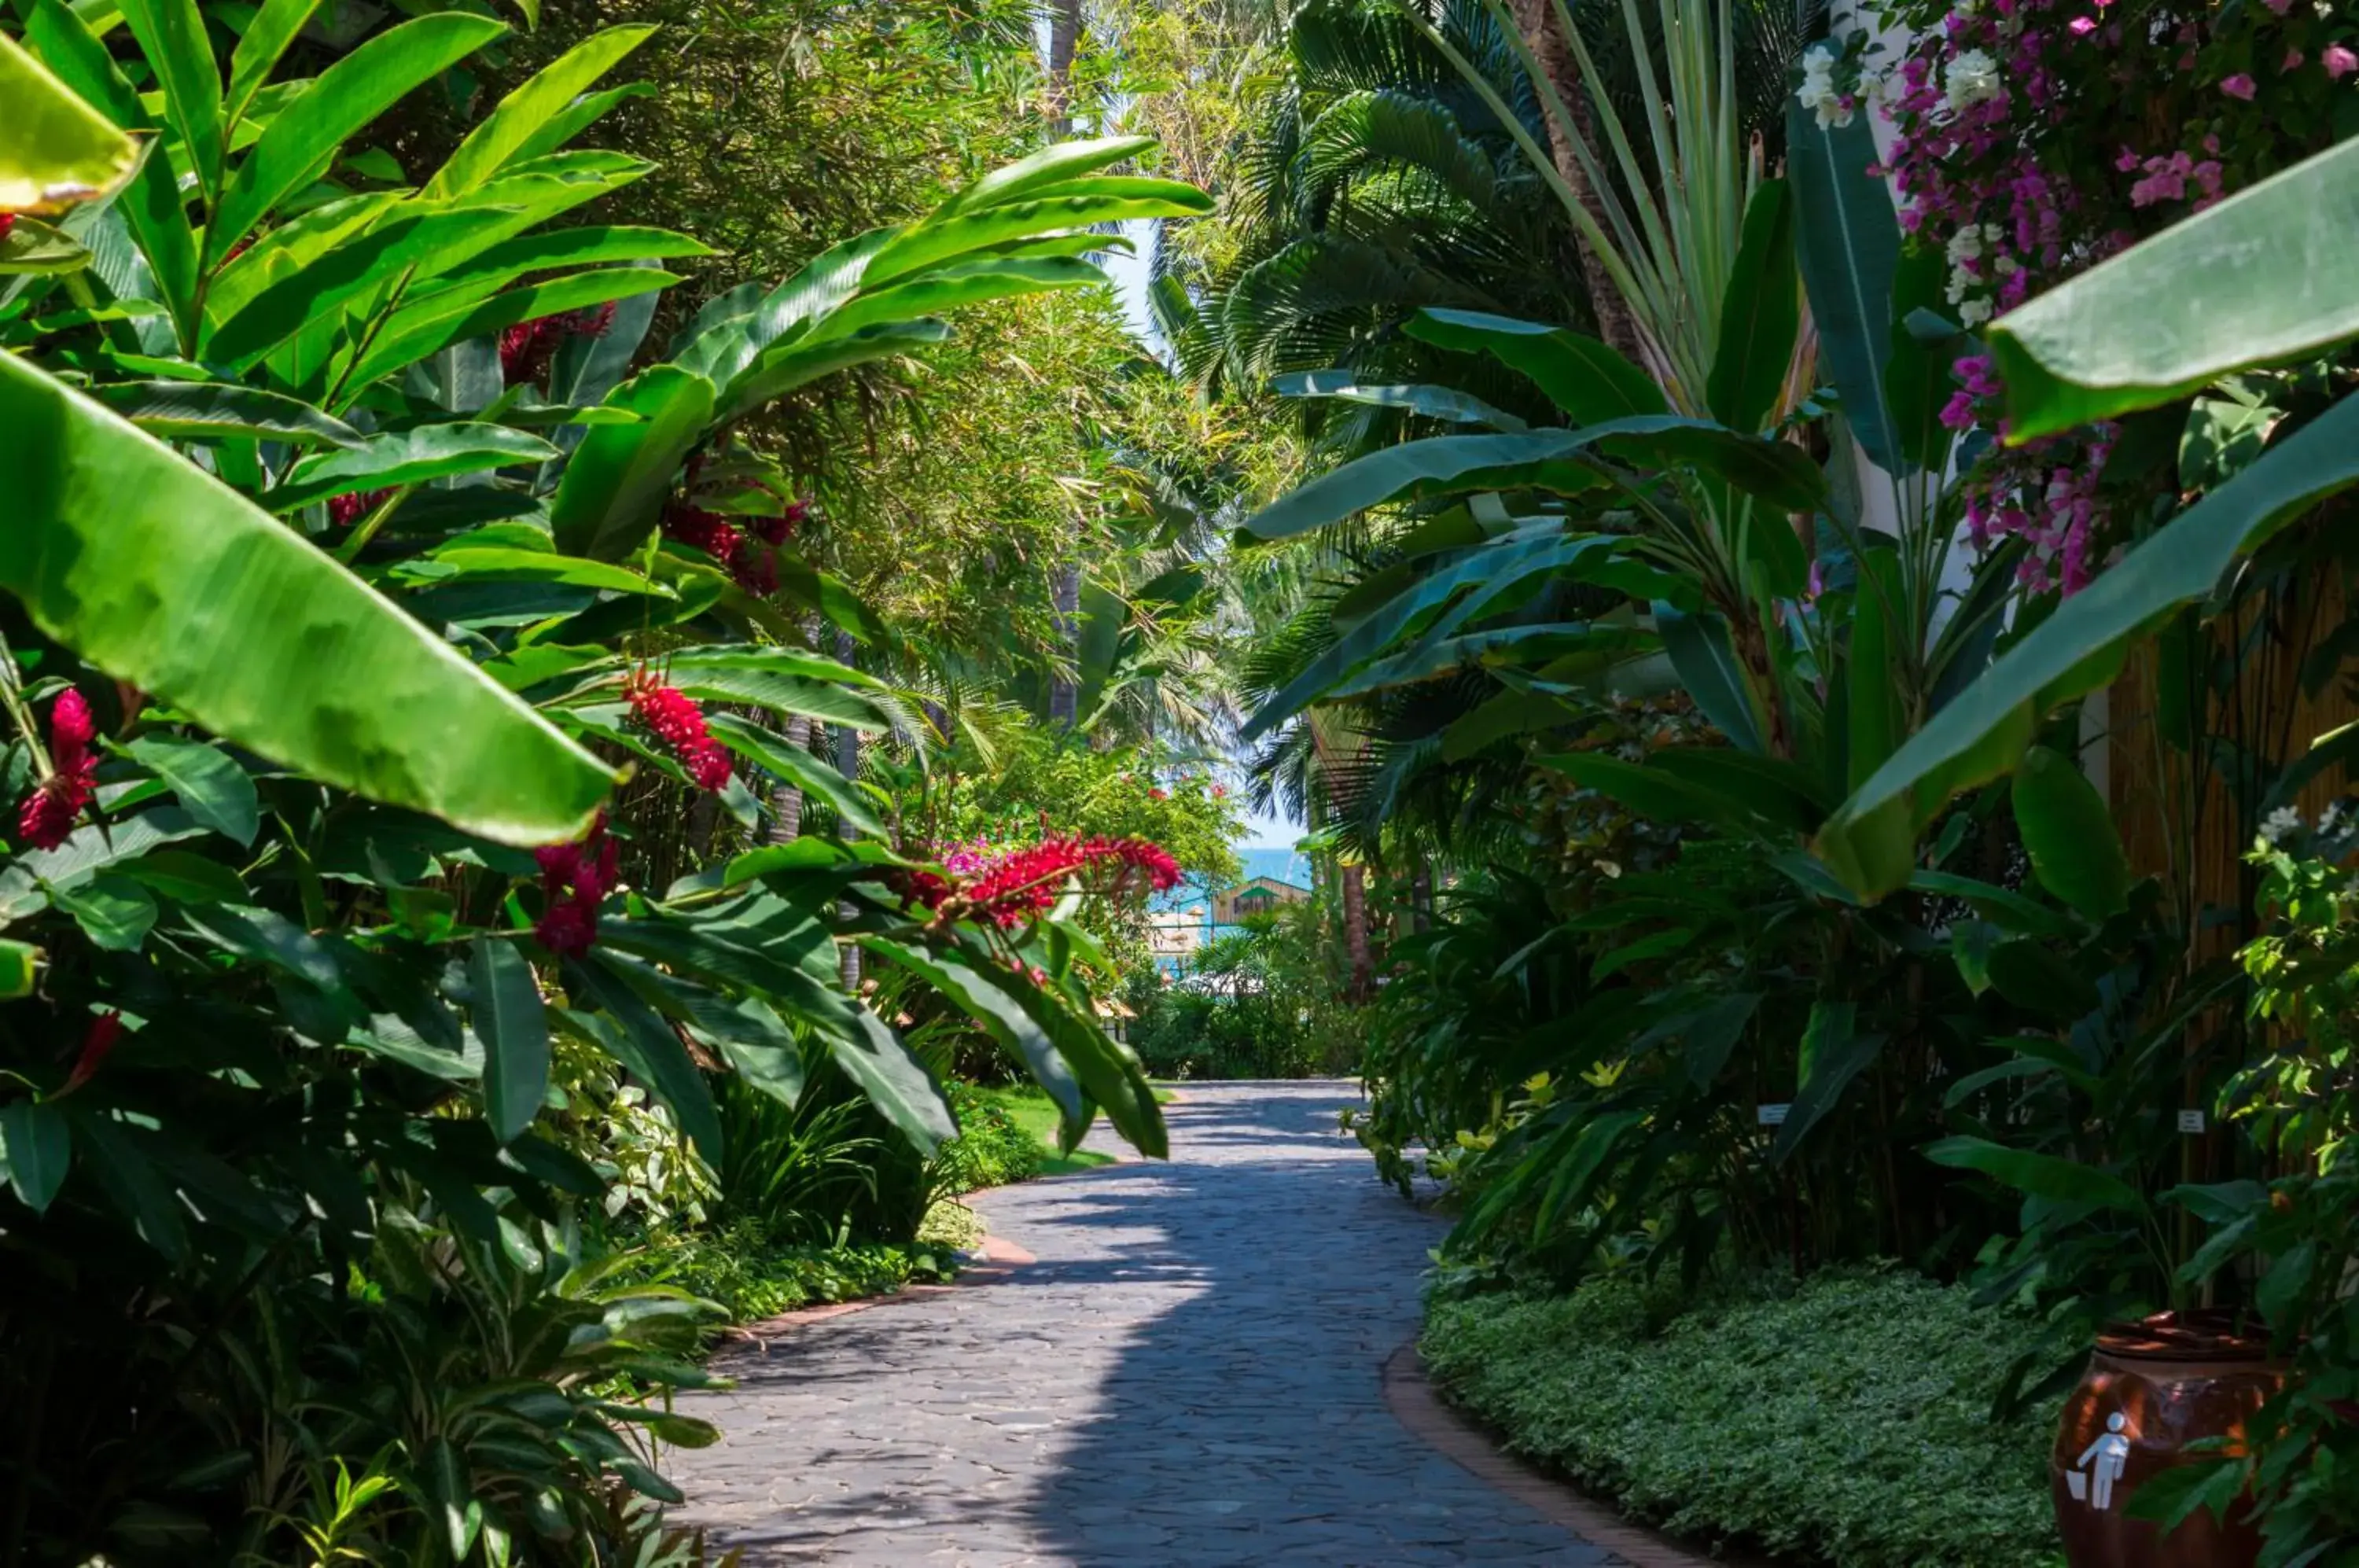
[670,1080,1622,1566]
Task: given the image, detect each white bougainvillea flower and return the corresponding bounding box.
[1945,48,2004,111]
[1796,46,1852,128]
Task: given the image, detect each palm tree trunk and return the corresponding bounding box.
[766,714,810,845]
[1049,562,1080,729]
[1045,0,1087,728]
[1341,861,1371,1003]
[835,631,863,992]
[1047,0,1082,132]
[1507,0,1644,363]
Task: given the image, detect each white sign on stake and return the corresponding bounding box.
[1757,1103,1792,1126]
[2177,1110,2207,1134]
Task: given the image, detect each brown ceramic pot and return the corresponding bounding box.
[2051,1311,2283,1568]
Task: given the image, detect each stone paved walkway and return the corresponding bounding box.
[669,1080,1623,1566]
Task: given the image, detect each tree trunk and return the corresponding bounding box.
[686,788,718,862]
[1047,0,1082,132]
[835,632,863,992]
[1048,561,1081,729]
[765,714,810,845]
[1042,6,1088,724]
[1341,861,1371,1003]
[1043,3,1091,729]
[1507,0,1645,364]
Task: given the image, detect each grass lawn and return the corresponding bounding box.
[969,1083,1178,1175]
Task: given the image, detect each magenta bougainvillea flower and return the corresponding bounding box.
[534,814,617,957]
[624,672,733,791]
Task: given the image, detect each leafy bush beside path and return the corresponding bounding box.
[1422,1270,2066,1568]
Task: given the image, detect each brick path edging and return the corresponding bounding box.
[1382,1339,1776,1568]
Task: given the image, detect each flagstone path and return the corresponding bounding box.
[669,1080,1625,1566]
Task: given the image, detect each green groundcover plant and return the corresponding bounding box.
[1424,1269,2063,1568]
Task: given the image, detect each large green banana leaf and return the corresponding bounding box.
[0,352,616,845]
[0,29,139,213]
[1787,101,1903,472]
[1988,137,2359,440]
[1813,389,2359,897]
[1242,419,1824,541]
[1404,308,1668,423]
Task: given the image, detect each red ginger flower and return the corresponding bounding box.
[747,498,811,547]
[59,1011,123,1096]
[892,834,1181,929]
[534,814,616,957]
[17,689,98,850]
[661,502,780,596]
[0,214,16,243]
[499,305,613,385]
[730,546,778,597]
[565,301,616,338]
[624,672,732,791]
[328,488,394,526]
[661,502,743,569]
[498,322,548,382]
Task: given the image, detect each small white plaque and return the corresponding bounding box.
[2177,1110,2207,1134]
[1757,1103,1792,1126]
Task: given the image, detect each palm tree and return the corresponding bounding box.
[1187,0,1595,425]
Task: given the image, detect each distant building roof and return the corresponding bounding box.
[1237,845,1314,888]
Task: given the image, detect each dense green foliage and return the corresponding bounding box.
[933,1084,1051,1191]
[1129,903,1364,1080]
[0,7,1200,1559]
[957,1081,1121,1174]
[1425,1272,2063,1568]
[1202,0,2359,1559]
[627,1223,958,1325]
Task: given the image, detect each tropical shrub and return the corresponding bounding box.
[893,728,1242,933]
[1194,0,2359,1558]
[1423,1269,2063,1568]
[624,1220,954,1325]
[1131,902,1364,1080]
[0,19,1201,1559]
[931,1082,1048,1191]
[1131,988,1318,1080]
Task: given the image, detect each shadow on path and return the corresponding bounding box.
[669,1082,1621,1567]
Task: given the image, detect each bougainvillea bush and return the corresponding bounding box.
[1805,0,2357,591]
